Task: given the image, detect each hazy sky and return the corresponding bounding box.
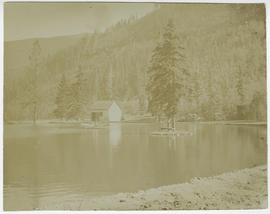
[4,2,155,41]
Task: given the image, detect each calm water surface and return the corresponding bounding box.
[4,123,267,210]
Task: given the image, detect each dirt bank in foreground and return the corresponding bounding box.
[41,165,267,210]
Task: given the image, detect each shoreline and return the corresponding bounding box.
[40,165,267,210]
[5,119,267,126]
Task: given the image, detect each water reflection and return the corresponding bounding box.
[109,123,121,148]
[108,123,122,170]
[4,123,267,210]
[147,124,267,183]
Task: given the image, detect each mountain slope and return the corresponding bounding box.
[4,33,89,71]
[4,3,266,121]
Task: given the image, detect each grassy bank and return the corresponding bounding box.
[40,165,267,210]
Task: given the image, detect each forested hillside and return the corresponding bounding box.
[4,4,266,121]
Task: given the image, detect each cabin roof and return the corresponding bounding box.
[90,100,115,111]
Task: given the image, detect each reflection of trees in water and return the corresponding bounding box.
[5,124,267,209]
[198,125,252,173]
[35,131,114,193]
[147,135,190,185]
[4,135,42,209]
[200,125,245,173]
[32,136,40,209]
[147,124,267,186]
[237,126,267,164]
[148,131,201,184]
[106,124,156,192]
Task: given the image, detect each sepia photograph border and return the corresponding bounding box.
[0,0,269,213]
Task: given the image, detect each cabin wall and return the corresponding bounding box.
[103,111,109,121]
[109,103,122,121]
[91,111,109,122]
[90,102,122,122]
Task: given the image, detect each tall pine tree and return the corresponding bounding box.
[146,19,186,129]
[54,73,69,119]
[67,66,88,120]
[22,40,42,124]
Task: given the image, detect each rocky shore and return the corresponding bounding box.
[42,165,267,210]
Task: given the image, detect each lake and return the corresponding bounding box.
[4,122,267,210]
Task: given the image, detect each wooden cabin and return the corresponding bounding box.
[90,101,122,122]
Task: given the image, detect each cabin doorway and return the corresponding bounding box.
[91,112,103,125]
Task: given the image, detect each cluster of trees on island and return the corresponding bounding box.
[4,4,266,123]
